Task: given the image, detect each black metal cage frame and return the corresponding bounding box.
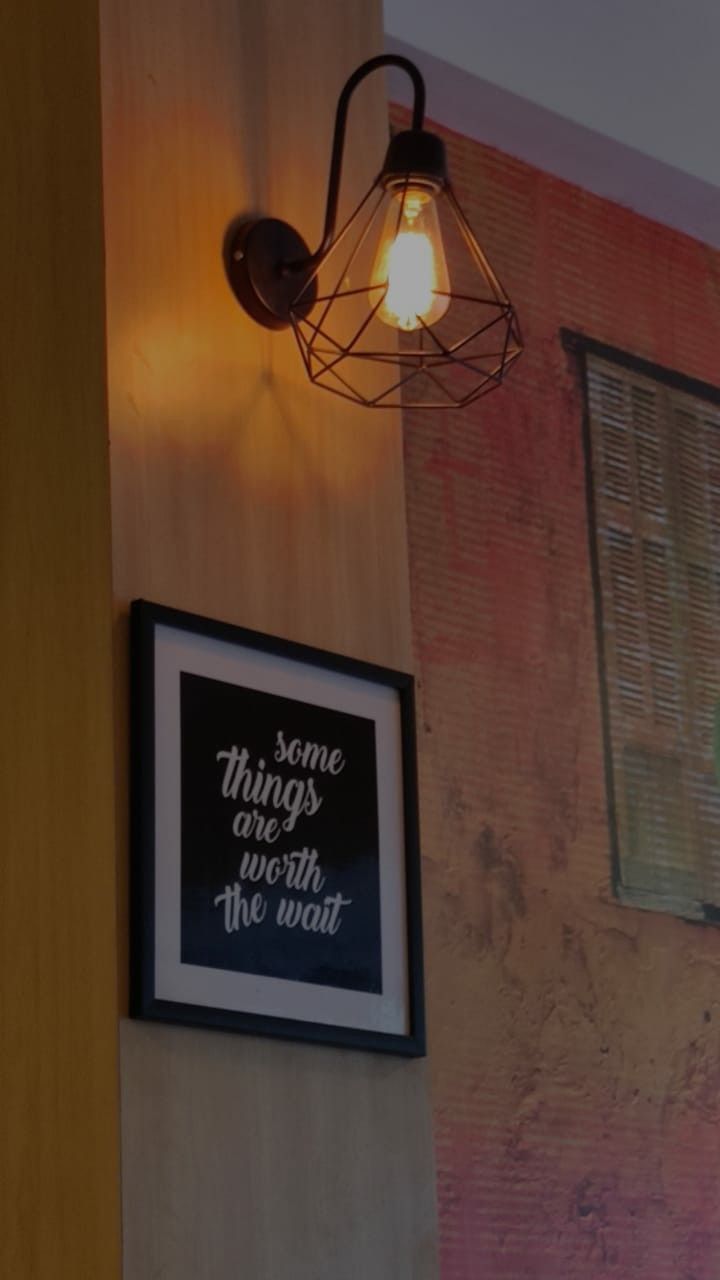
[225,55,522,409]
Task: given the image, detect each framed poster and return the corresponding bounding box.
[130,600,425,1056]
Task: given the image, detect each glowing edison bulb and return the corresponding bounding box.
[369,187,450,331]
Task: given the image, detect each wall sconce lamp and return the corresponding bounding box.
[226,55,522,409]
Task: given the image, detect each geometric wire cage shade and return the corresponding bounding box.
[226,54,523,410]
[290,175,522,409]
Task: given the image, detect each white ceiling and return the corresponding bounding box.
[384,0,720,190]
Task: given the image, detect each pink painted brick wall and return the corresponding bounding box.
[395,106,720,1278]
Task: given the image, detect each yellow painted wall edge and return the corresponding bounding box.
[0,0,122,1276]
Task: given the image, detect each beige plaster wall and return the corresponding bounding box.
[100,1,438,1275]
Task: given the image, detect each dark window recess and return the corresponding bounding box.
[580,342,720,920]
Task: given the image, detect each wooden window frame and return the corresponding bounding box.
[562,329,720,923]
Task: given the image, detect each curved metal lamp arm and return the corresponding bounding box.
[305,54,426,269]
[226,55,428,328]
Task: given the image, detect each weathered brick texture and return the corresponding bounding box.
[395,106,720,1278]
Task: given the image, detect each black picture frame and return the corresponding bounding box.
[130,599,426,1056]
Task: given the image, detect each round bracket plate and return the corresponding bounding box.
[225,218,317,331]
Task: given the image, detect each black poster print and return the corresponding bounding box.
[180,671,382,993]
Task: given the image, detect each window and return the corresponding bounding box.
[565,333,720,920]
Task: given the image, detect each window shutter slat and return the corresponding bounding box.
[685,563,719,744]
[675,405,710,553]
[589,370,632,506]
[690,772,720,902]
[632,385,666,521]
[605,526,646,717]
[642,540,681,729]
[704,411,720,550]
[586,353,720,918]
[622,746,695,893]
